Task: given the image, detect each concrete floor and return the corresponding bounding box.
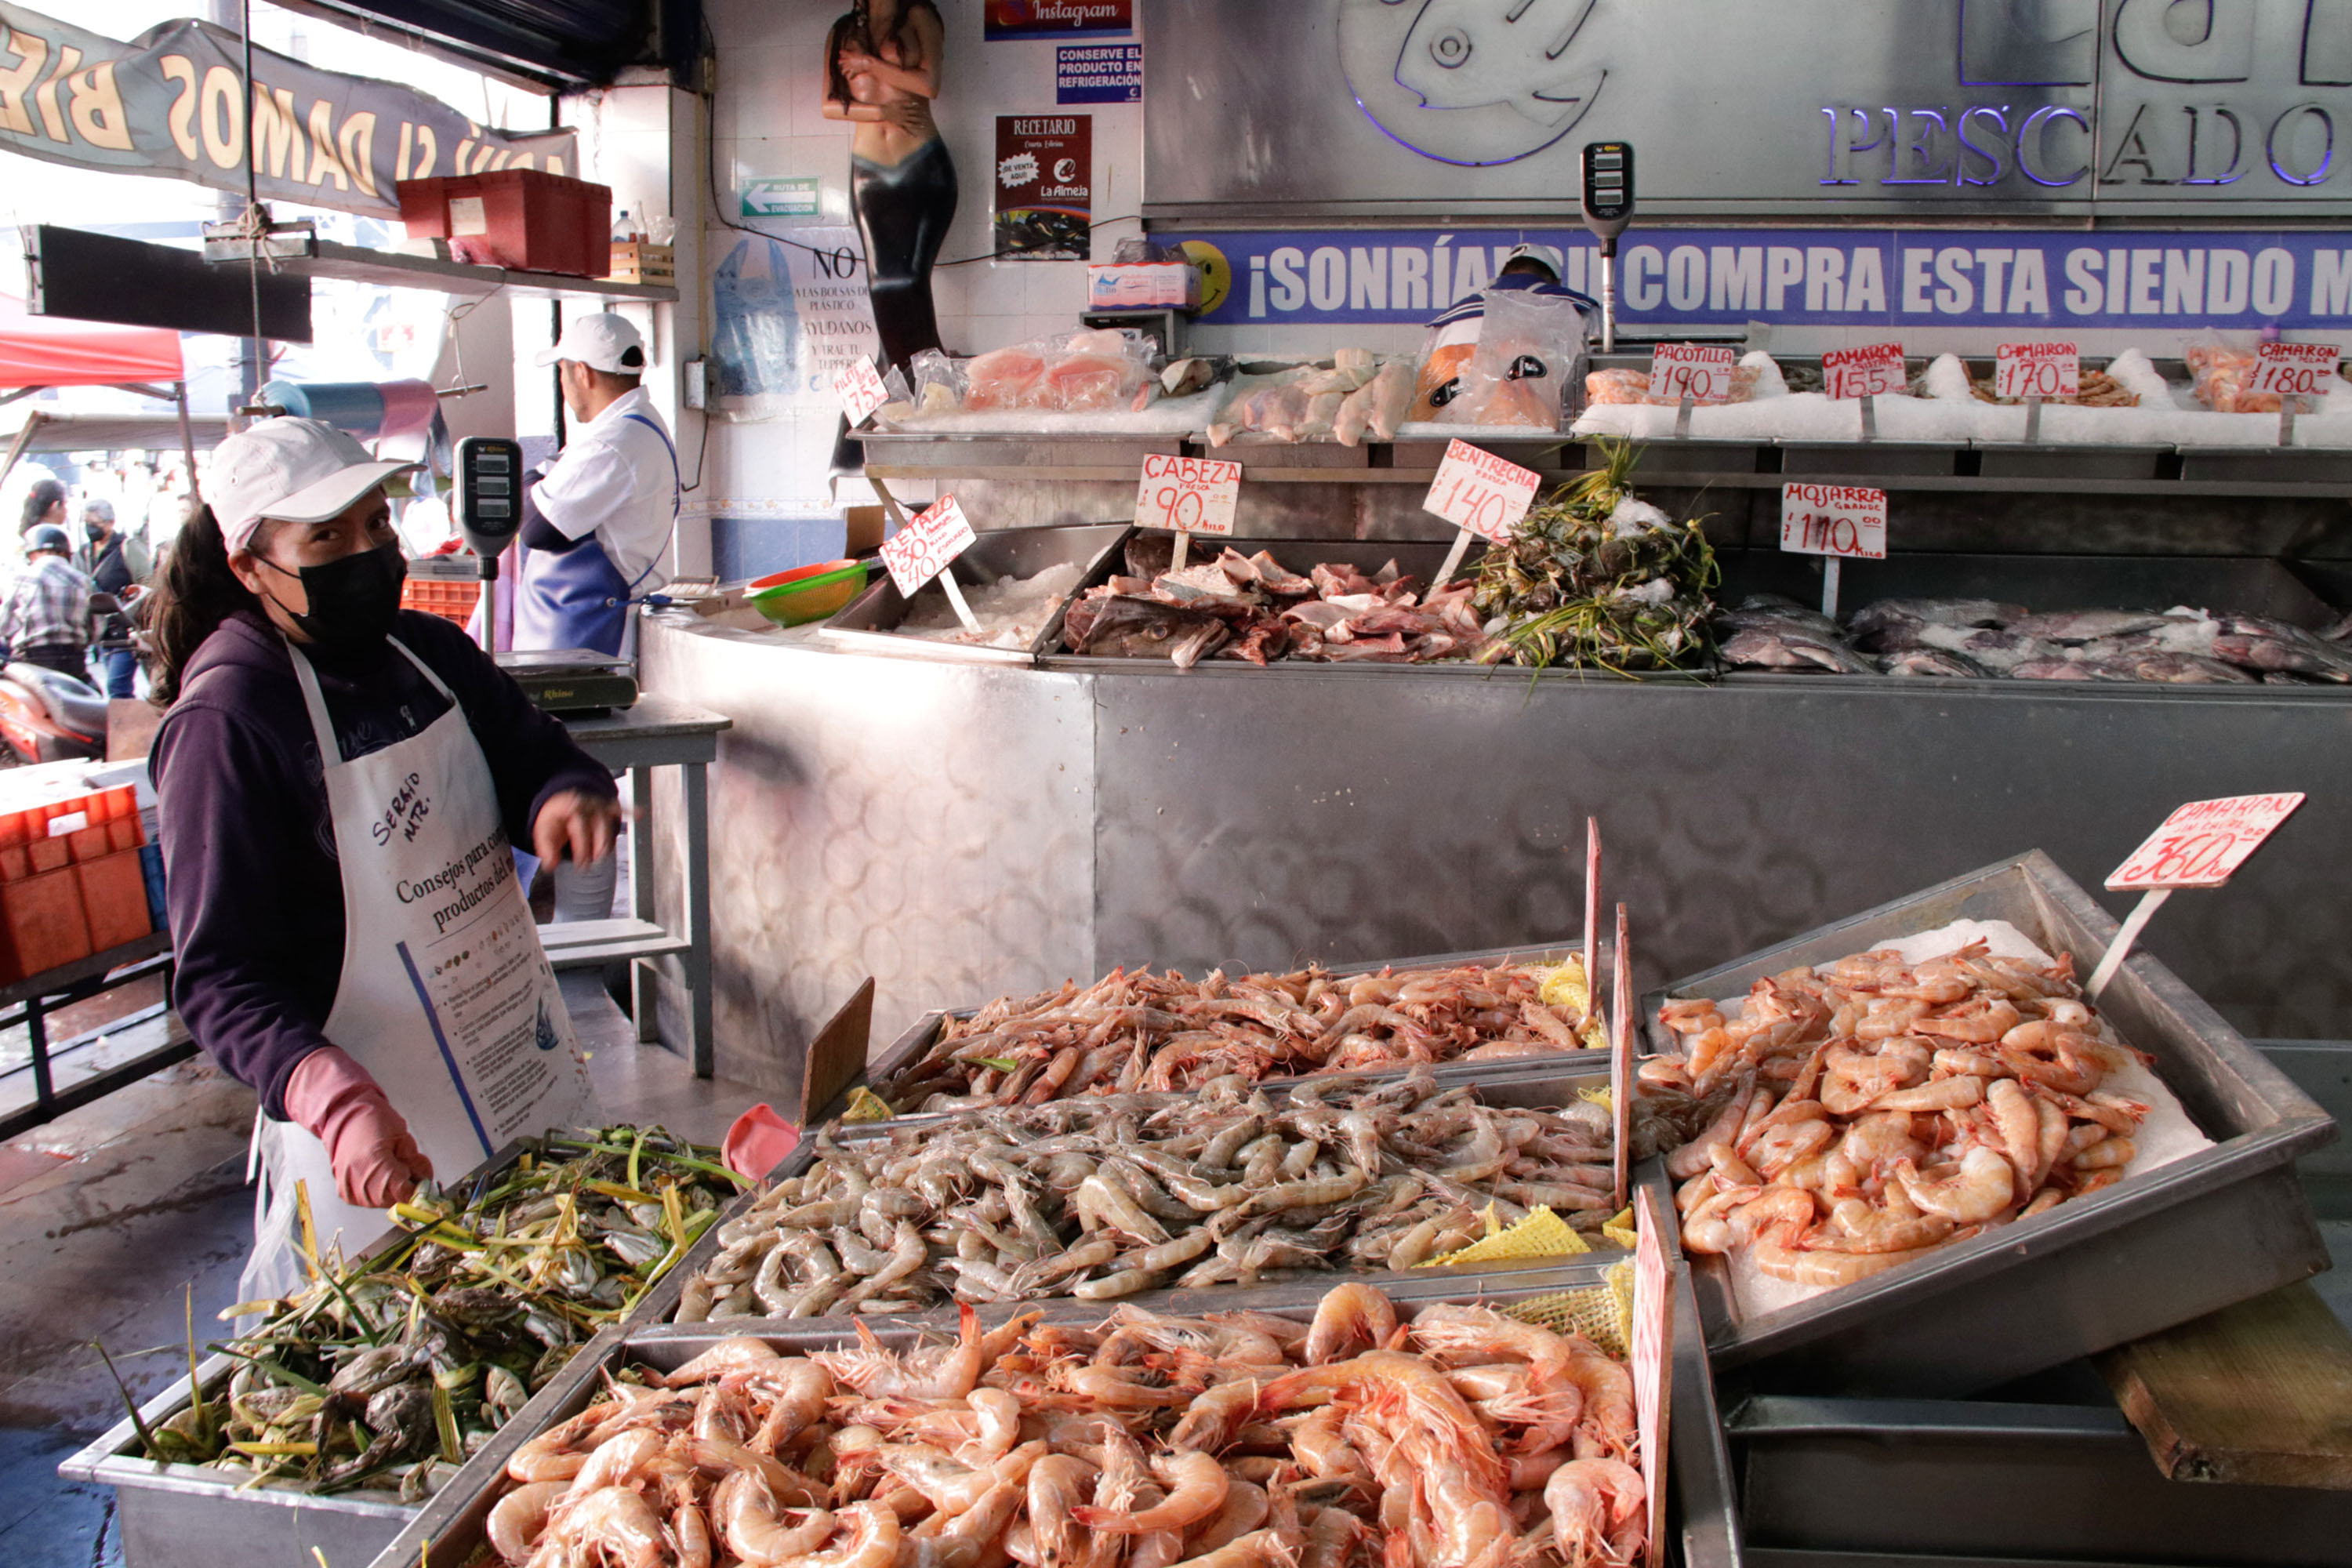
[8,973,763,1567]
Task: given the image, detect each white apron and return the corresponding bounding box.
[241,636,600,1303]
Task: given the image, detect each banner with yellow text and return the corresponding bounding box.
[0,5,575,220]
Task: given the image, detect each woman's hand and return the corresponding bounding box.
[285,1047,434,1208]
[533,788,622,869]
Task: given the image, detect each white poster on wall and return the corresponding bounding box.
[708,224,883,422]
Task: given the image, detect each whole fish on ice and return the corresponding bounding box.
[1395,0,1604,127]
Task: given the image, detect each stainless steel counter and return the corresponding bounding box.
[636,611,2352,1100]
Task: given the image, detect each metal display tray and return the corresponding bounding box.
[673,1051,1624,1330]
[56,1134,720,1568]
[821,522,1132,667]
[848,935,1615,1121]
[1639,850,2338,1399]
[368,1265,1742,1568]
[1724,1380,2352,1568]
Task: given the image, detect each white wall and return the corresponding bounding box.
[696,0,1145,549]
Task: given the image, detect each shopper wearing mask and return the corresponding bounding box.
[512,312,677,924]
[1,522,96,679]
[149,417,615,1301]
[80,499,149,698]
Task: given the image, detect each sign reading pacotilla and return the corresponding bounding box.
[0,2,574,220]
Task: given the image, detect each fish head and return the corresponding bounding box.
[1073,595,1232,664]
[1394,0,1602,126]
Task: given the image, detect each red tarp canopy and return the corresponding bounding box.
[0,293,183,390]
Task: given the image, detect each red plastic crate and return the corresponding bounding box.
[401,579,481,626]
[395,169,612,278]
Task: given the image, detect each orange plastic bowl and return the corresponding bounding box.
[746,559,869,626]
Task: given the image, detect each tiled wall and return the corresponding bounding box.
[696,0,1147,564]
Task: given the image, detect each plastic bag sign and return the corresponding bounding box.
[1780,482,1888,560]
[1425,440,1541,543]
[1649,343,1737,404]
[2107,793,2305,891]
[2247,341,2342,399]
[1822,342,1904,400]
[880,494,978,598]
[1632,1186,1674,1568]
[1134,454,1241,537]
[1994,341,2079,400]
[834,355,890,427]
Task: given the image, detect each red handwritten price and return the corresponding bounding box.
[1424,440,1541,543]
[1995,340,2079,400]
[2107,793,2305,891]
[1780,482,1887,560]
[1632,1188,1674,1568]
[1822,342,1905,400]
[879,493,977,598]
[834,356,890,426]
[1134,454,1241,537]
[1649,343,1737,405]
[2248,341,2342,400]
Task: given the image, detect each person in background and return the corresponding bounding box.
[80,498,150,698]
[513,311,677,924]
[1409,243,1599,420]
[147,417,616,1300]
[2,523,96,680]
[18,476,66,540]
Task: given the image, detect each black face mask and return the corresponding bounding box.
[84,523,106,543]
[261,541,407,652]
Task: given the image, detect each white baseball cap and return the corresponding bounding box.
[535,313,646,375]
[1502,242,1566,279]
[208,417,420,554]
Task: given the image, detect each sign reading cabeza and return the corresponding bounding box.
[0,2,573,220]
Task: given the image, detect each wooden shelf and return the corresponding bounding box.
[203,235,678,303]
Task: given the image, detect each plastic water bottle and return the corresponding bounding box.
[612,207,635,242]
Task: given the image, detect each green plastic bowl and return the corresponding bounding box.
[747,559,869,626]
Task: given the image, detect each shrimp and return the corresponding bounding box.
[1298,1508,1363,1568]
[1074,1452,1230,1534]
[677,1436,828,1507]
[808,1501,906,1568]
[1872,1076,1984,1113]
[1304,1283,1398,1365]
[1813,1194,1955,1254]
[1288,1405,1375,1488]
[663,1335,784,1387]
[880,1444,997,1516]
[563,1428,668,1500]
[1163,1528,1299,1568]
[1062,1365,1196,1410]
[485,1479,566,1563]
[1169,1380,1261,1452]
[717,1475,830,1566]
[2071,1134,2136,1171]
[1028,1454,1100,1568]
[1913,996,2022,1044]
[1544,1458,1646,1565]
[824,1303,989,1401]
[1182,1479,1269,1556]
[1409,1303,1575,1385]
[506,1403,619,1483]
[545,1486,670,1568]
[1984,1079,2041,1180]
[674,1498,714,1568]
[956,1387,1022,1468]
[1895,1146,2014,1223]
[1557,1345,1635,1459]
[747,1359,834,1454]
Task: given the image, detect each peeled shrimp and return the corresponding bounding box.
[1752,1223,1940,1287]
[1896,1146,2014,1223]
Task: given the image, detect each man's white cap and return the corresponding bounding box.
[535,313,646,375]
[208,417,419,554]
[1502,242,1566,279]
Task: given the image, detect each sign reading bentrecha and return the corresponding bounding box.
[0,3,575,220]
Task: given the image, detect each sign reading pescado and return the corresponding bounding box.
[0,3,573,220]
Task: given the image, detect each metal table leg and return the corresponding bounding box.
[684,759,713,1078]
[27,993,49,1122]
[627,764,659,1045]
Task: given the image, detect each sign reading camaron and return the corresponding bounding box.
[1145,0,2352,216]
[0,2,574,220]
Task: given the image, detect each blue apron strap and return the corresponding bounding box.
[619,412,681,598]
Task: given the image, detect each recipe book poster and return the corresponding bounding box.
[985,0,1131,38]
[996,115,1092,261]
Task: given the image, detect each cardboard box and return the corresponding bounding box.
[1087,262,1201,312]
[844,506,887,556]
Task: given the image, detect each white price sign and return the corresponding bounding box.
[1780,482,1888,560]
[2107,793,2306,891]
[1423,439,1541,543]
[1649,342,1737,404]
[1822,342,1906,400]
[834,355,890,427]
[1134,454,1241,537]
[879,493,977,598]
[1994,340,2080,400]
[2248,340,2342,399]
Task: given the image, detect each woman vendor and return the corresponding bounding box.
[148,418,619,1300]
[822,0,954,371]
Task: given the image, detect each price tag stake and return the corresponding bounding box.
[1584,815,1601,1040]
[1824,343,1904,445]
[1780,482,1888,619]
[878,492,982,632]
[1134,454,1242,575]
[2249,343,2340,449]
[1424,440,1541,589]
[1997,341,2078,446]
[834,354,891,430]
[1611,900,1632,1213]
[2089,793,2307,998]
